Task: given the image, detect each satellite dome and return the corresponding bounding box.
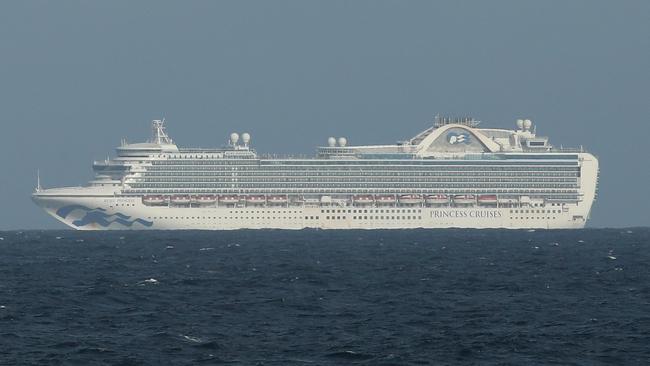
[516,119,524,130]
[241,133,251,145]
[338,137,347,147]
[230,133,239,145]
[523,119,532,130]
[327,137,336,147]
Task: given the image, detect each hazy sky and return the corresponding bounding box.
[1,1,648,229]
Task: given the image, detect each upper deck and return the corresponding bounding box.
[317,116,572,160]
[110,116,583,163]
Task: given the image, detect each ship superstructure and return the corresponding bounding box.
[32,116,599,230]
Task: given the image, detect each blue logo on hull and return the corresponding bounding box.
[56,205,153,228]
[447,132,471,145]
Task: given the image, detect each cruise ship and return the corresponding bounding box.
[32,116,599,230]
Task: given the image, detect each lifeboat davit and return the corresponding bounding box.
[453,195,476,205]
[375,195,396,204]
[196,195,217,204]
[267,195,288,204]
[219,195,240,204]
[425,194,449,205]
[353,195,374,205]
[399,194,423,205]
[478,195,498,204]
[142,195,166,205]
[170,195,191,204]
[246,195,266,204]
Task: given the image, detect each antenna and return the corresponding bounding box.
[36,169,41,192]
[150,119,173,144]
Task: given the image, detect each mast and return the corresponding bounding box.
[150,119,173,144]
[36,169,41,192]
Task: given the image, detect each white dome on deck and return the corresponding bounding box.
[230,133,240,145]
[523,119,532,130]
[516,119,524,130]
[241,133,251,146]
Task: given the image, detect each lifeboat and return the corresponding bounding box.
[219,195,240,204]
[478,195,498,204]
[399,194,423,205]
[267,195,288,204]
[375,195,396,204]
[195,195,217,204]
[142,195,166,205]
[453,195,476,205]
[170,195,191,204]
[425,194,449,205]
[246,195,266,204]
[353,195,374,205]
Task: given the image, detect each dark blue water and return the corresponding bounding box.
[1,229,649,365]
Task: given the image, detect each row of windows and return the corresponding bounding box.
[326,215,422,220]
[151,159,578,166]
[150,215,302,220]
[142,171,580,178]
[129,183,580,189]
[143,214,566,222]
[322,208,422,214]
[513,217,557,220]
[152,158,256,164]
[125,188,580,198]
[510,209,562,214]
[147,165,579,172]
[136,177,578,183]
[148,214,560,221]
[230,210,301,214]
[147,215,413,221]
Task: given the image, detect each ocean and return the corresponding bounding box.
[0,229,648,365]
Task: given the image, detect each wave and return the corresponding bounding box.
[56,205,153,228]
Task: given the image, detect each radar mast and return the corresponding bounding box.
[150,119,173,145]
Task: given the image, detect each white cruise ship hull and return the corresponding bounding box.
[32,193,593,230]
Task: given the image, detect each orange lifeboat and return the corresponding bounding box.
[399,194,423,205]
[453,195,476,205]
[246,195,266,204]
[353,195,374,205]
[196,195,217,204]
[375,195,396,204]
[170,195,191,204]
[219,195,240,204]
[478,195,498,204]
[267,195,288,204]
[425,194,449,205]
[142,195,166,205]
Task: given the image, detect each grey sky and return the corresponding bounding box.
[1,1,648,229]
